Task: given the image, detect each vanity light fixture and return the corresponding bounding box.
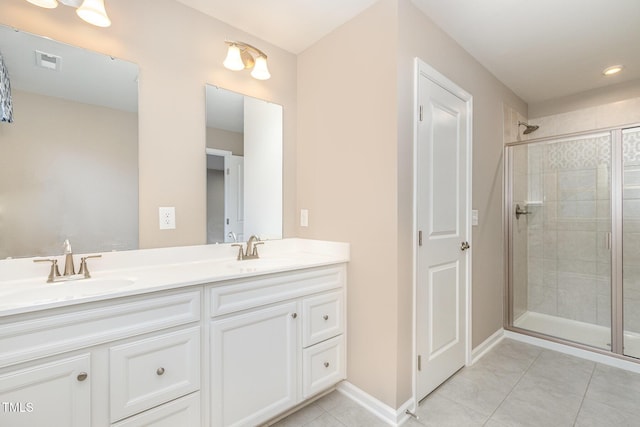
[223,41,271,80]
[26,0,58,8]
[24,0,111,28]
[603,65,624,76]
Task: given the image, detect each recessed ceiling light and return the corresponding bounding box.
[603,65,624,76]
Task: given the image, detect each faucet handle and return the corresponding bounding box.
[33,258,62,283]
[78,255,102,279]
[252,241,264,257]
[231,244,244,260]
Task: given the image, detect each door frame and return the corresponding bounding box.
[412,58,473,408]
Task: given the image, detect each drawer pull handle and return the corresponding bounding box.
[323,315,329,321]
[291,313,298,319]
[324,362,330,368]
[156,367,165,376]
[77,372,88,382]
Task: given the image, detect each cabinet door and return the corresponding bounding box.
[211,302,298,427]
[0,354,91,427]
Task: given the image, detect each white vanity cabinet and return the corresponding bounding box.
[0,353,91,427]
[0,289,201,427]
[209,264,346,427]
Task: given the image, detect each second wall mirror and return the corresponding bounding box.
[205,85,283,243]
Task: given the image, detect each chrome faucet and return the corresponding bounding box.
[232,235,264,261]
[33,239,102,283]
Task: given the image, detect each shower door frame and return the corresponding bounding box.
[504,123,640,362]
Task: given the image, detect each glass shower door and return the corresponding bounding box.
[508,133,613,351]
[623,126,640,359]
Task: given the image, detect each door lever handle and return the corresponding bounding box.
[515,204,530,220]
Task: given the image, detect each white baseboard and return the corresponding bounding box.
[471,328,504,364]
[337,382,414,426]
[505,330,640,374]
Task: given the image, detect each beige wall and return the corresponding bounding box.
[206,127,243,155]
[298,0,527,408]
[397,0,527,353]
[0,89,137,258]
[1,0,297,248]
[297,0,400,407]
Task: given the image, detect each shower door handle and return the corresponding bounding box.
[460,241,470,251]
[515,204,530,220]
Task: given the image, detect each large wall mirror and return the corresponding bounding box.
[0,25,139,259]
[205,85,282,243]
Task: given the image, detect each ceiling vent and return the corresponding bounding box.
[35,50,61,71]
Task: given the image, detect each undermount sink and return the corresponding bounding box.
[1,277,137,305]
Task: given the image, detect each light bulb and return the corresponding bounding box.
[251,55,271,80]
[602,65,624,76]
[76,0,111,27]
[223,45,245,71]
[25,0,59,8]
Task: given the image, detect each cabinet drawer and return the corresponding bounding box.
[302,335,345,398]
[0,290,201,368]
[111,392,200,427]
[209,265,344,317]
[110,327,200,422]
[302,291,343,347]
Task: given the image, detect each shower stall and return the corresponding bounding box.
[505,125,640,360]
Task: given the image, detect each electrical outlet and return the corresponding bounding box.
[300,209,309,227]
[159,207,176,230]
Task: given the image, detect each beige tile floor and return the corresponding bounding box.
[268,339,640,426]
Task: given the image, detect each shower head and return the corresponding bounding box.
[518,121,539,135]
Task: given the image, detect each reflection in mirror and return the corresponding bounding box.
[0,25,139,259]
[205,85,282,243]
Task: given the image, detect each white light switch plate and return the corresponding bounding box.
[472,209,479,226]
[159,207,176,230]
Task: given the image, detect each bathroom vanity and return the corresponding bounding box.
[0,239,349,427]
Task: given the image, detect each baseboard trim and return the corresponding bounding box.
[337,382,414,426]
[471,328,504,364]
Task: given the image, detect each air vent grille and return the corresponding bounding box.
[35,50,61,71]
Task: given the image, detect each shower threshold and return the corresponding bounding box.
[514,311,640,358]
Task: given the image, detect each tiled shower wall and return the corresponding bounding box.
[525,134,612,327]
[522,129,640,334]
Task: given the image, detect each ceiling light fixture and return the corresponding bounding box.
[223,41,271,80]
[603,65,624,76]
[24,0,111,27]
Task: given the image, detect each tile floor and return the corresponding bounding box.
[268,338,640,426]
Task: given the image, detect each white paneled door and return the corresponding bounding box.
[415,60,471,401]
[224,154,244,242]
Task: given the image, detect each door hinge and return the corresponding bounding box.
[226,168,230,175]
[419,105,424,122]
[418,355,422,371]
[226,218,229,225]
[418,230,423,246]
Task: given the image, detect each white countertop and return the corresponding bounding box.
[0,239,349,317]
